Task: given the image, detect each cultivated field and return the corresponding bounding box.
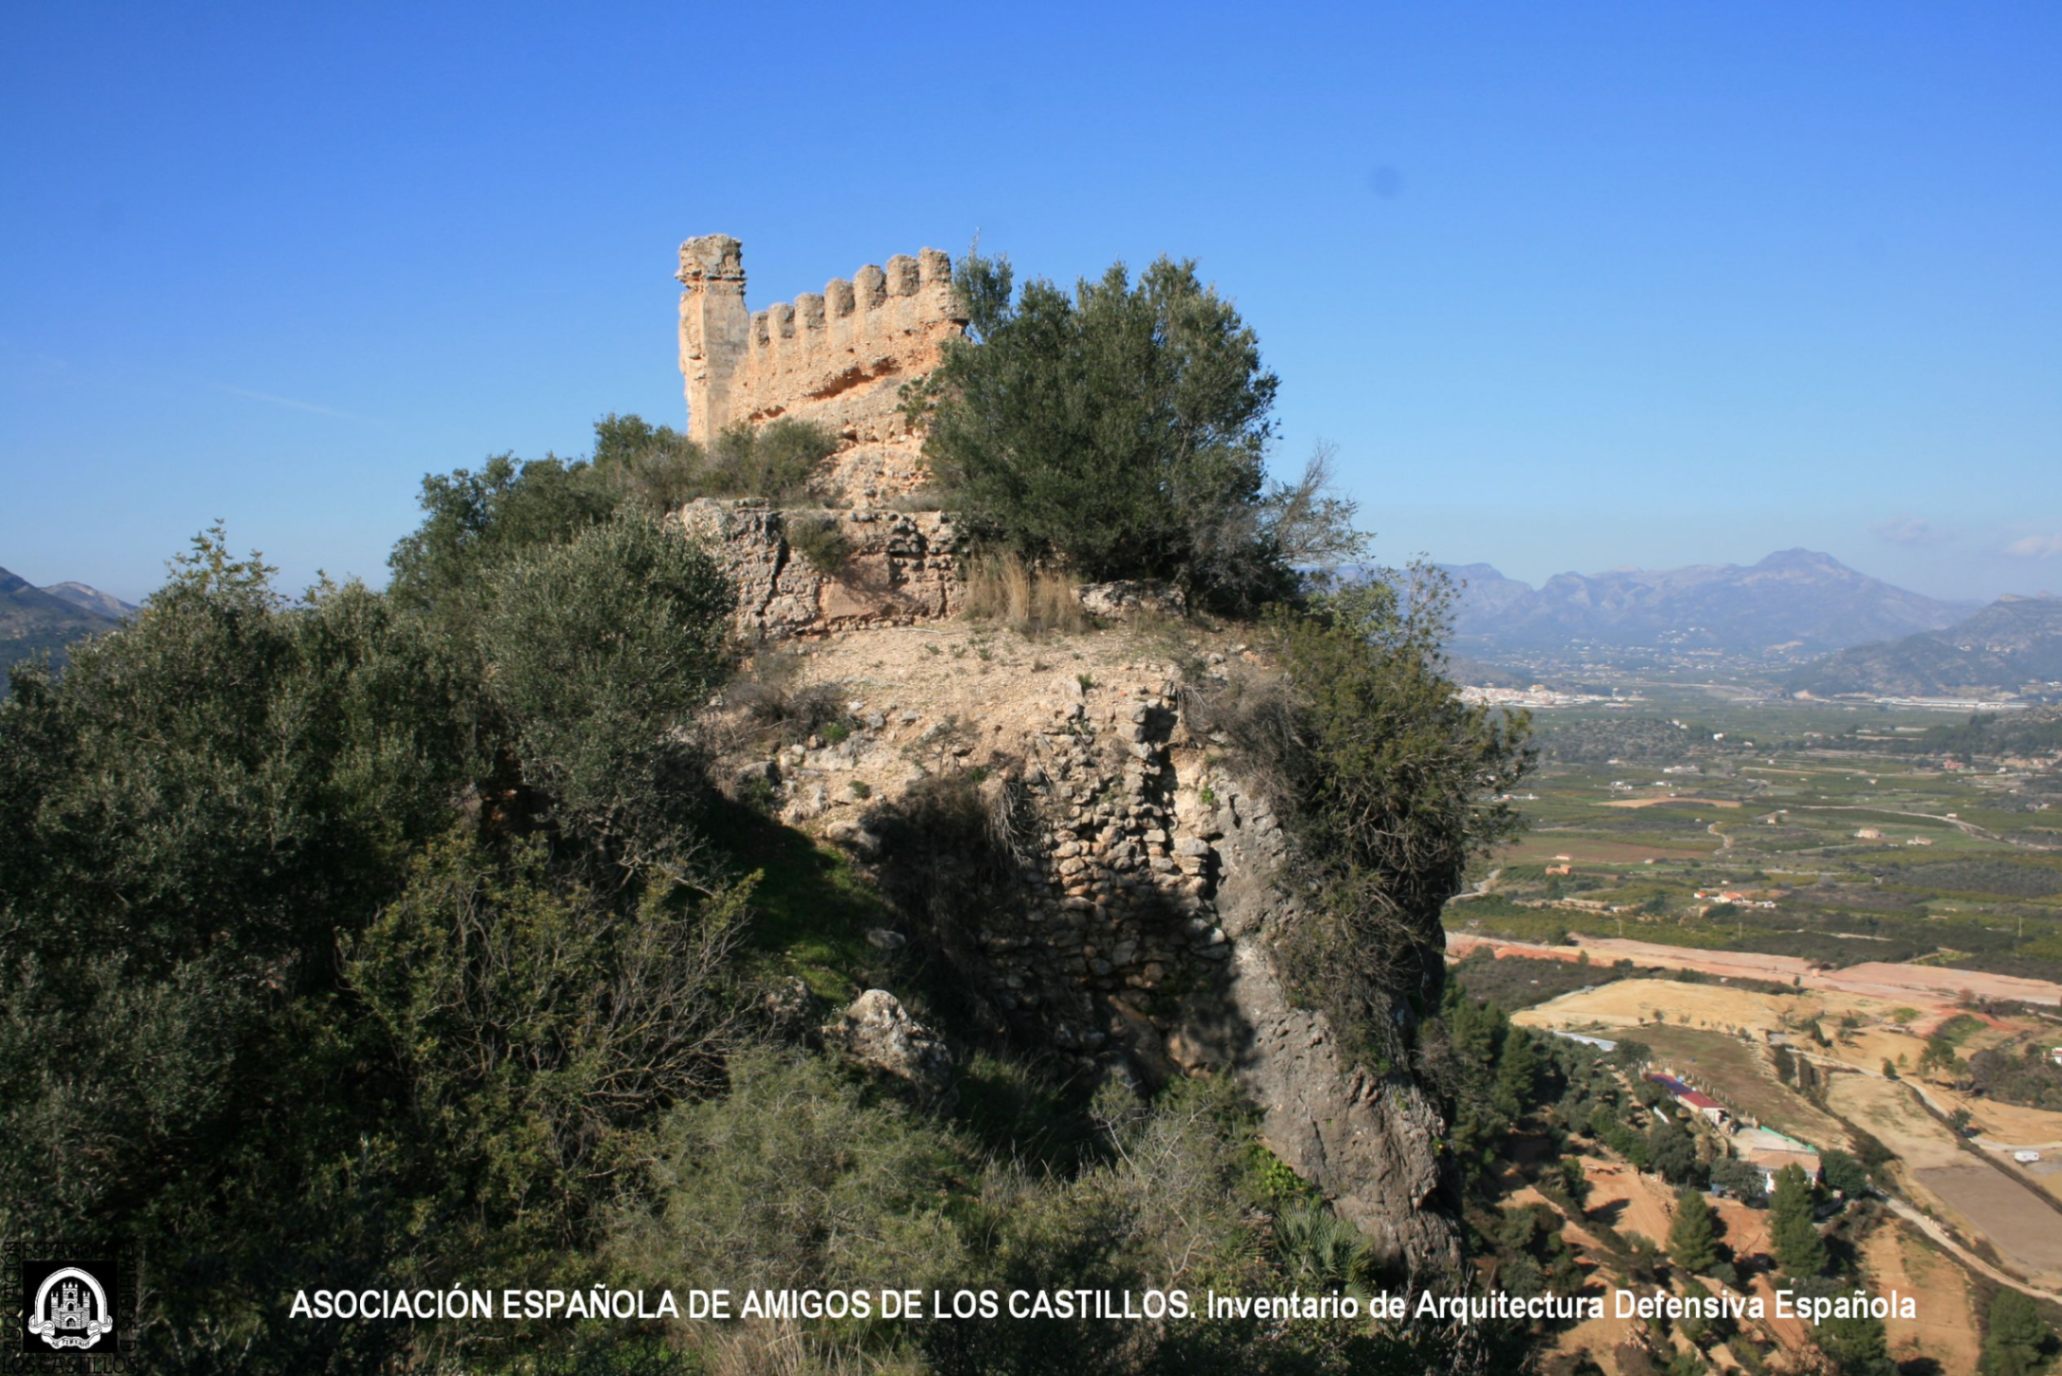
[1451,692,2062,992]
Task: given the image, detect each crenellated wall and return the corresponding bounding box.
[677,236,964,498]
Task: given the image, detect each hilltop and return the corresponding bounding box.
[41,580,137,620]
[1446,549,1967,660]
[1788,594,2062,699]
[0,565,126,689]
[0,236,1538,1374]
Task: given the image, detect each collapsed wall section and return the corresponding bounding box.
[675,497,961,640]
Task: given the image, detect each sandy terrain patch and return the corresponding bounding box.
[1828,1073,1965,1171]
[1516,977,1814,1039]
[1820,961,2062,1008]
[1564,938,1824,984]
[1829,1074,2062,1284]
[1862,1222,1981,1376]
[1578,1156,1676,1249]
[1442,932,2062,1011]
[2016,1154,2062,1207]
[1934,1087,2062,1152]
[1601,797,1742,809]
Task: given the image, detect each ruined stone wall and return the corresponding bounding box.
[677,236,964,501]
[675,497,961,641]
[988,675,1461,1272]
[804,660,1462,1274]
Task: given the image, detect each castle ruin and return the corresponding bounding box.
[676,235,964,502]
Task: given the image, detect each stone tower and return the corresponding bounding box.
[676,234,751,447]
[674,235,966,463]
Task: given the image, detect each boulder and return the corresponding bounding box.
[1077,580,1187,620]
[820,989,953,1103]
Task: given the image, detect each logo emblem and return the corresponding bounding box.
[22,1262,114,1352]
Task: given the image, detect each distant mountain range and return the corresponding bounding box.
[1787,596,2062,698]
[1443,549,1972,658]
[0,567,135,690]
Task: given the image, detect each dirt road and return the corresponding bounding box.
[1445,931,2062,1008]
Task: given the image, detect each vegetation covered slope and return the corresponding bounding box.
[1,246,1534,1373]
[0,563,122,689]
[1789,595,2062,697]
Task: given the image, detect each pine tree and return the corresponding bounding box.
[1769,1164,1826,1277]
[1982,1288,2051,1376]
[1668,1187,1722,1274]
[1816,1312,1895,1376]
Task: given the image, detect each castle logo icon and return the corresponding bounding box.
[23,1263,114,1351]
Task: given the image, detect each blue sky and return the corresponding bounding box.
[3,1,2057,603]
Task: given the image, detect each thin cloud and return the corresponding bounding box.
[2004,533,2062,559]
[214,383,372,424]
[1872,516,1939,547]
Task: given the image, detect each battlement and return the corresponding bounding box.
[677,236,963,457]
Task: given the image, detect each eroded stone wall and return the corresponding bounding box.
[807,661,1462,1274]
[677,236,964,503]
[675,497,961,641]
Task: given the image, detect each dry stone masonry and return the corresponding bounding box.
[789,657,1463,1272]
[677,235,964,504]
[674,499,962,640]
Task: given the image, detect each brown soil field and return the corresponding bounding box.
[1578,1156,1674,1249]
[1914,1162,2062,1286]
[1441,932,2062,1010]
[1565,937,1823,984]
[1932,1085,2062,1152]
[2017,1154,2062,1207]
[1828,1073,1964,1170]
[1601,797,1742,809]
[1505,835,1717,863]
[1819,961,2062,1008]
[1516,977,1815,1038]
[1828,1074,2062,1284]
[1863,1223,1981,1376]
[1550,1160,1837,1370]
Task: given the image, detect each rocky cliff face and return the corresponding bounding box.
[724,622,1462,1275]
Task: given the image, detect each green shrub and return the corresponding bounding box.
[1203,576,1531,1061]
[911,250,1364,612]
[593,411,840,509]
[479,516,735,870]
[788,514,854,574]
[703,417,838,504]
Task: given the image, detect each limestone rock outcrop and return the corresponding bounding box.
[820,989,954,1104]
[812,657,1462,1274]
[1076,580,1188,620]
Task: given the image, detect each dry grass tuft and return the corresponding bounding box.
[959,553,1086,636]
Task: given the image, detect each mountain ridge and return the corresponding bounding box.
[1,566,127,690]
[1442,548,1972,657]
[1787,595,2062,698]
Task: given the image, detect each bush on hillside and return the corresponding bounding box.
[1199,575,1532,1061]
[595,411,840,512]
[910,251,1365,612]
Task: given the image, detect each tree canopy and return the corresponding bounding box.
[914,251,1363,611]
